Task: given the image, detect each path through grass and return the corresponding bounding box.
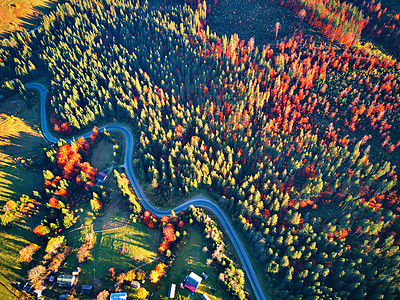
[64,222,160,290]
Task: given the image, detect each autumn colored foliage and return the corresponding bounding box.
[51,114,72,136]
[348,0,400,56]
[19,244,39,263]
[34,134,101,237]
[149,262,167,283]
[141,211,182,255]
[33,224,46,237]
[7,0,400,298]
[273,0,366,45]
[142,210,157,229]
[56,138,96,187]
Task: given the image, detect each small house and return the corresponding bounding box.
[57,274,76,287]
[110,292,127,300]
[168,283,176,298]
[80,285,93,294]
[23,282,33,293]
[130,281,140,289]
[201,294,211,300]
[96,172,108,183]
[201,272,209,279]
[33,286,45,298]
[184,272,202,292]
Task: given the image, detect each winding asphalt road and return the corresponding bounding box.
[26,82,267,300]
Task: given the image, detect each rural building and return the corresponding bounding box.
[96,172,108,183]
[57,274,76,287]
[23,282,33,293]
[184,272,202,292]
[168,283,176,298]
[110,292,128,300]
[33,286,45,298]
[201,272,209,279]
[80,285,93,294]
[201,294,211,300]
[130,281,140,289]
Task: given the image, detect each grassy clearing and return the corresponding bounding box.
[206,0,319,46]
[89,138,114,171]
[64,222,160,287]
[379,0,400,14]
[60,166,160,298]
[96,223,159,270]
[0,201,45,300]
[92,170,131,231]
[0,90,46,298]
[0,92,44,201]
[153,228,228,300]
[0,0,59,36]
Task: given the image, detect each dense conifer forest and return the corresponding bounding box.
[1,0,400,298]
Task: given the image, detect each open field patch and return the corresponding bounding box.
[206,0,318,46]
[89,138,114,171]
[96,223,159,269]
[0,0,58,36]
[0,200,45,300]
[153,228,227,300]
[64,222,160,289]
[0,89,46,299]
[0,92,44,201]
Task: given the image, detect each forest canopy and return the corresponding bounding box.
[1,0,400,298]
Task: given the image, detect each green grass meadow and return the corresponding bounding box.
[0,93,45,299]
[0,210,44,299]
[62,221,160,295]
[153,228,228,300]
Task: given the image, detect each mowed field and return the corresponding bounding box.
[62,222,160,297]
[0,92,46,299]
[0,0,58,36]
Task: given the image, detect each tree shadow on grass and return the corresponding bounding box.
[0,171,23,199]
[0,218,42,279]
[0,131,44,200]
[0,1,59,39]
[0,130,44,155]
[16,2,55,28]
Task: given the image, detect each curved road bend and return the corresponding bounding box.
[26,82,267,300]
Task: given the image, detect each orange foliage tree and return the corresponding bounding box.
[149,263,167,283]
